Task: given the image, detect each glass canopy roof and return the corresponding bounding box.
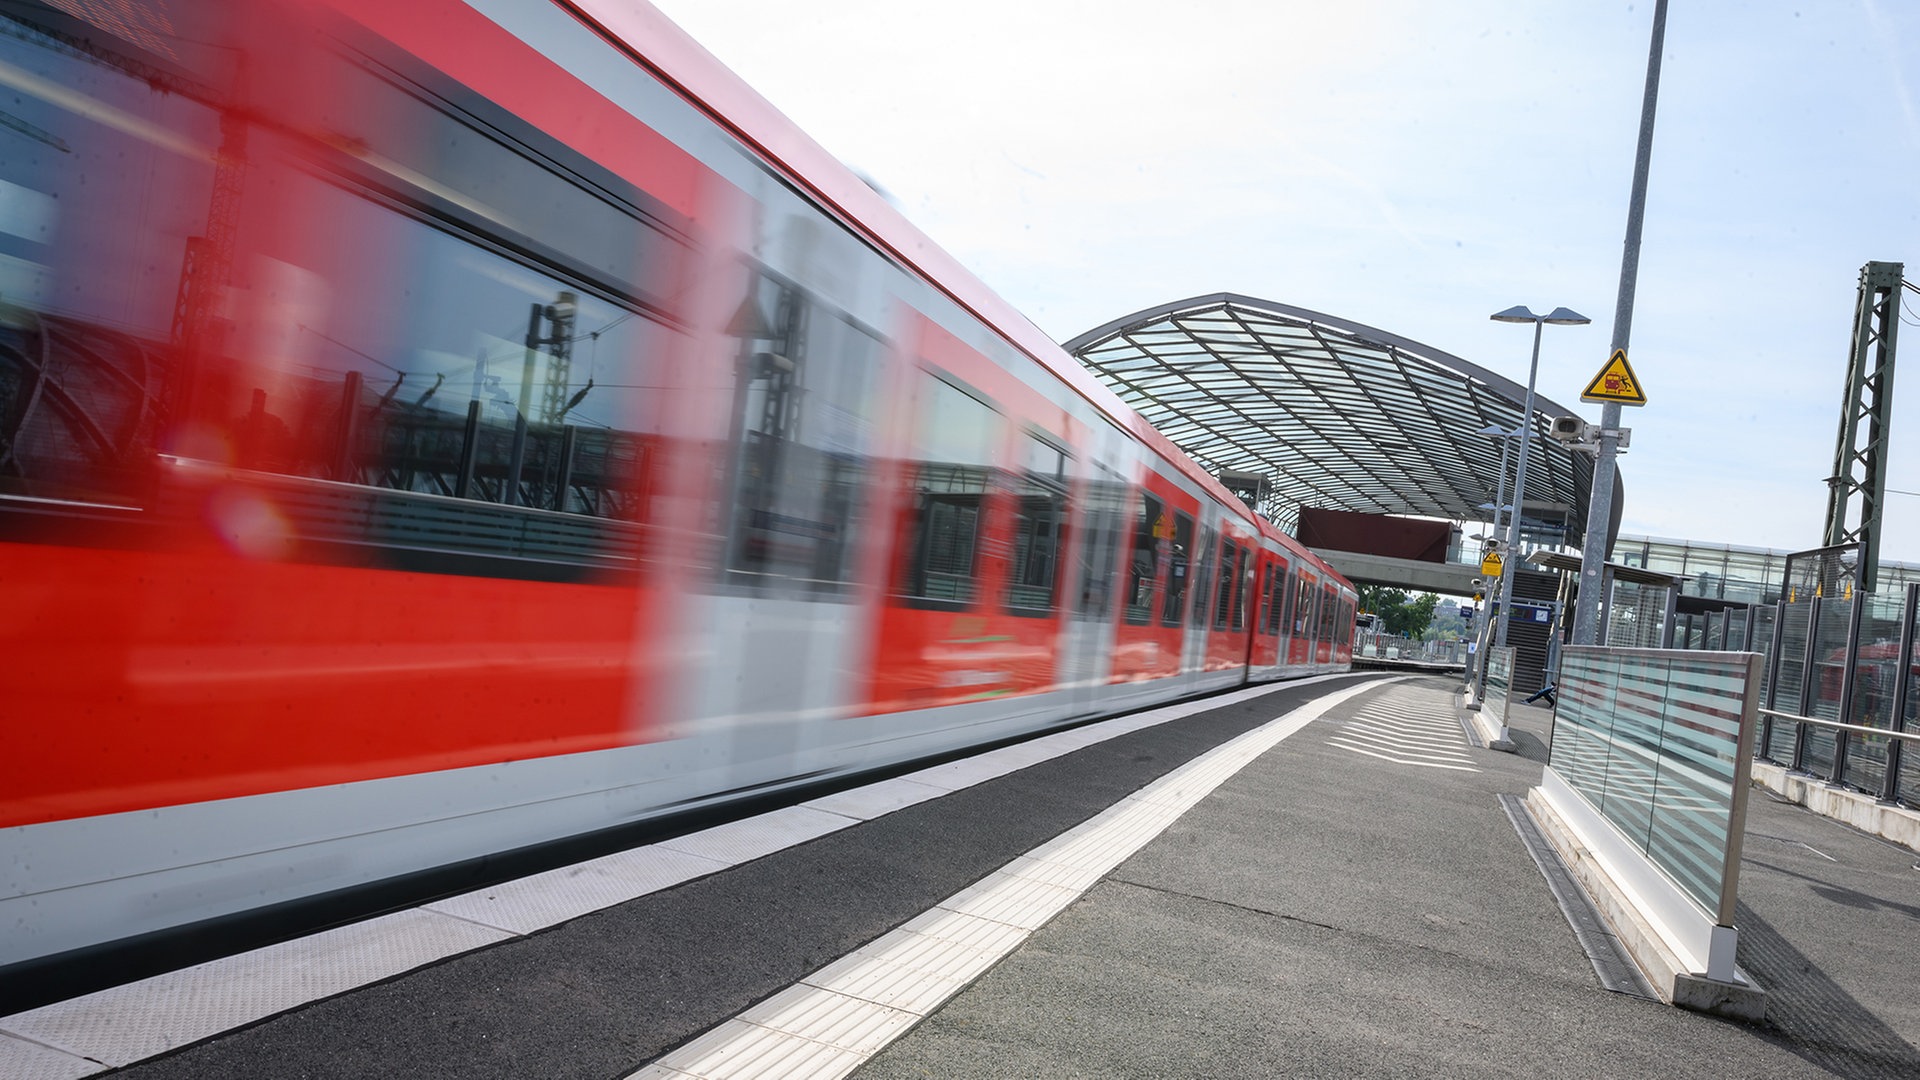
[1064,293,1614,549]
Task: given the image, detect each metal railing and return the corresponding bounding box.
[1359,634,1465,665]
[1688,582,1920,805]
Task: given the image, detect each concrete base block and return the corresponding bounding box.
[1671,971,1768,1020]
[1751,760,1920,854]
[1469,710,1515,753]
[1525,787,1768,1021]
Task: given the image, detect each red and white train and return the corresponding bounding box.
[0,0,1355,984]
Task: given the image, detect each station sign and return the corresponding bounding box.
[1507,602,1554,624]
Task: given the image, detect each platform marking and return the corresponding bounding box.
[628,677,1405,1080]
[1326,690,1479,772]
[0,674,1373,1079]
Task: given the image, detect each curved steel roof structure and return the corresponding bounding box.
[1064,293,1618,550]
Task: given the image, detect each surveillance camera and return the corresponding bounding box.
[1470,578,1484,588]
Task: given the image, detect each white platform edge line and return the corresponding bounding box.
[1325,739,1480,771]
[1325,730,1475,759]
[630,677,1407,1079]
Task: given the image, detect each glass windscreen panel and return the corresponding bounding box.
[1551,648,1757,917]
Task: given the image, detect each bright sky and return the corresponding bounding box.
[649,0,1920,564]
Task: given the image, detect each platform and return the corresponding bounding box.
[5,676,1918,1078]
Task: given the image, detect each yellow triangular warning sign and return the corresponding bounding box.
[1582,349,1647,406]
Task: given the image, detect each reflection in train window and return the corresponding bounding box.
[1125,490,1161,626]
[1213,536,1237,631]
[248,170,659,511]
[1264,561,1287,636]
[1007,433,1067,615]
[1231,544,1250,631]
[1188,523,1215,629]
[897,373,998,607]
[1075,466,1127,620]
[0,10,219,506]
[1164,511,1194,627]
[725,271,881,591]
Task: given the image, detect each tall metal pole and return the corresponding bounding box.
[1572,0,1668,646]
[1495,320,1544,651]
[1472,431,1515,690]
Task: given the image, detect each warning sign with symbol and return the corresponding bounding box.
[1582,349,1647,406]
[1480,551,1504,576]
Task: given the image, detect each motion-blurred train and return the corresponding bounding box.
[0,0,1355,986]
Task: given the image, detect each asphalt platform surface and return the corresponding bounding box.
[100,676,1920,1078]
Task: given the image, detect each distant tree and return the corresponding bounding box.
[1356,585,1404,621]
[1356,586,1441,639]
[1390,593,1440,639]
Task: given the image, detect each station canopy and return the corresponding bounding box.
[1064,293,1612,550]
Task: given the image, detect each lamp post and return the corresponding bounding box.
[1489,305,1591,653]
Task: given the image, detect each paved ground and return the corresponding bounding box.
[858,684,1920,1080]
[74,676,1920,1078]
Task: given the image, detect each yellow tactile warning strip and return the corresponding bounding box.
[629,678,1402,1080]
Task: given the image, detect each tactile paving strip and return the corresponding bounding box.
[628,677,1402,1079]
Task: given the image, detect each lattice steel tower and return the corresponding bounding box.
[1823,260,1907,594]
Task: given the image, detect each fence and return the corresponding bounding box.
[1545,646,1763,982]
[1359,634,1465,665]
[1683,583,1920,806]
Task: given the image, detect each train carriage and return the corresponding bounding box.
[0,0,1355,991]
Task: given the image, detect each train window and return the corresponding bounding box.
[1232,544,1251,631]
[725,271,882,592]
[185,164,662,573]
[1294,574,1315,636]
[896,373,998,607]
[1162,511,1193,626]
[1075,466,1128,620]
[0,10,691,581]
[1187,523,1214,629]
[1264,561,1286,636]
[1125,491,1161,625]
[318,29,678,309]
[0,7,221,508]
[1212,536,1236,631]
[1006,434,1068,616]
[1254,563,1269,637]
[1264,563,1280,636]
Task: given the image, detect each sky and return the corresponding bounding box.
[648,0,1920,564]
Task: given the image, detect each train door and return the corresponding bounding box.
[1254,552,1289,671]
[1288,568,1319,667]
[1183,515,1216,676]
[1061,446,1130,716]
[1317,582,1338,665]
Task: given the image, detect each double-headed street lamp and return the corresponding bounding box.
[1489,305,1590,653]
